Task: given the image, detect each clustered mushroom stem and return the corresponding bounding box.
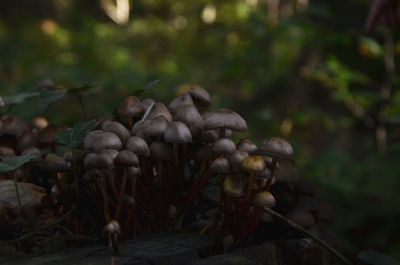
[219,127,226,138]
[53,170,69,210]
[115,169,128,220]
[210,182,224,234]
[12,170,22,207]
[72,151,80,206]
[100,170,111,223]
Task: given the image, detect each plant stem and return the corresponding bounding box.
[264,207,352,265]
[12,170,22,207]
[77,95,87,119]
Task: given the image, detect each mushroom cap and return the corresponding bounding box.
[102,149,119,160]
[253,191,276,207]
[115,150,139,167]
[202,109,247,132]
[164,121,192,143]
[1,115,29,137]
[32,117,48,131]
[146,102,172,122]
[84,130,122,152]
[126,166,142,178]
[103,220,121,235]
[84,152,114,169]
[175,104,204,129]
[126,136,150,157]
[117,96,145,118]
[141,98,156,109]
[241,156,265,173]
[189,86,211,108]
[39,125,64,146]
[200,129,219,143]
[0,146,16,157]
[143,116,169,137]
[223,177,244,197]
[101,121,130,143]
[41,153,71,171]
[131,119,151,136]
[149,141,172,160]
[21,147,41,157]
[256,137,293,159]
[229,150,249,172]
[168,93,194,113]
[209,157,230,173]
[211,138,236,156]
[236,138,257,154]
[17,131,38,151]
[255,167,272,179]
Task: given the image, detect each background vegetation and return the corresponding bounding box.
[1,0,399,258]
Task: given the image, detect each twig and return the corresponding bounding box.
[264,207,352,265]
[12,207,76,242]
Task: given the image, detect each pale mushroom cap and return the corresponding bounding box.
[84,130,122,152]
[229,150,249,172]
[142,98,156,109]
[115,150,139,167]
[32,117,48,131]
[164,121,192,143]
[168,93,194,113]
[211,138,236,156]
[256,137,294,159]
[101,121,130,143]
[131,119,151,136]
[143,116,169,137]
[237,138,257,154]
[149,141,172,160]
[224,177,244,197]
[253,191,276,207]
[200,130,218,143]
[146,102,172,122]
[202,109,247,132]
[175,104,204,129]
[241,156,265,172]
[209,157,230,173]
[189,86,211,107]
[84,152,114,169]
[102,149,119,160]
[117,96,145,118]
[126,136,150,157]
[103,220,121,234]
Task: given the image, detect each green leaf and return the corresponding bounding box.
[132,78,161,97]
[55,119,97,155]
[38,89,67,113]
[67,83,99,95]
[358,250,400,265]
[3,92,40,105]
[0,153,40,172]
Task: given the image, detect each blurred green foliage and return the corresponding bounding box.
[1,0,400,258]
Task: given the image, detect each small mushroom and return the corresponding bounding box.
[189,86,211,108]
[126,136,150,157]
[211,138,236,156]
[164,121,192,143]
[101,121,130,143]
[253,191,276,207]
[169,93,194,113]
[236,138,257,154]
[84,130,122,152]
[202,109,247,137]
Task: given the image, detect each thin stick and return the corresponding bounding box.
[263,207,352,265]
[13,207,75,242]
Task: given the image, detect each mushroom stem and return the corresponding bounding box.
[53,170,69,210]
[210,181,224,234]
[263,157,277,191]
[12,170,22,207]
[115,169,128,220]
[218,126,227,138]
[99,170,111,223]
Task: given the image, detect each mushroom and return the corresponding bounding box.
[103,220,121,255]
[211,138,236,157]
[236,138,257,154]
[101,121,131,143]
[84,130,122,152]
[175,104,204,130]
[117,96,145,127]
[189,86,211,108]
[143,116,170,138]
[146,102,172,122]
[229,150,249,173]
[126,136,150,157]
[223,176,243,197]
[253,191,276,207]
[141,98,156,109]
[202,109,247,138]
[168,93,194,113]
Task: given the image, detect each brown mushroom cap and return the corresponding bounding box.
[202,109,247,132]
[143,116,169,137]
[117,96,145,118]
[32,117,49,131]
[229,150,249,172]
[1,115,29,138]
[253,191,276,207]
[115,150,139,167]
[0,146,16,157]
[39,125,64,147]
[41,153,71,171]
[256,137,294,159]
[223,177,244,197]
[101,121,130,143]
[84,152,114,169]
[236,138,257,154]
[168,93,194,113]
[146,102,172,122]
[164,121,192,143]
[211,138,236,156]
[84,130,122,152]
[175,104,204,129]
[209,157,230,173]
[189,86,211,108]
[241,156,265,173]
